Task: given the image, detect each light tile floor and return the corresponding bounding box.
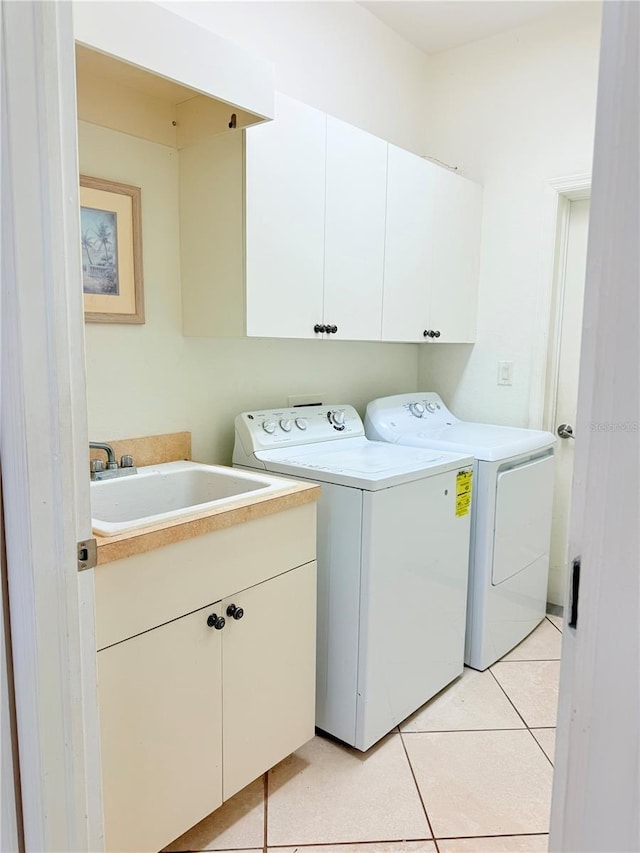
[164,616,562,853]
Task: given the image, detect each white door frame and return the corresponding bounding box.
[1,2,102,850]
[541,178,591,436]
[529,173,591,432]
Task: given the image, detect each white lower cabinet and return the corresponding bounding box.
[95,505,317,853]
[222,564,316,800]
[98,604,223,853]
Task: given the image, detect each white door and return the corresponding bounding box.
[382,144,434,342]
[547,198,589,605]
[323,116,387,340]
[550,3,640,849]
[245,93,326,339]
[428,166,483,343]
[2,2,100,850]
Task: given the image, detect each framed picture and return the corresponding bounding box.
[80,175,144,324]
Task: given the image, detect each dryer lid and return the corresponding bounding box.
[365,393,555,461]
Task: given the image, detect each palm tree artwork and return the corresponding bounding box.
[80,205,119,295]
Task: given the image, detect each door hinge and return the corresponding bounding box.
[568,555,581,628]
[77,538,97,571]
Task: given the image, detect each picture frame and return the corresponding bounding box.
[80,175,144,324]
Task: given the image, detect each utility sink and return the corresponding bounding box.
[91,460,289,536]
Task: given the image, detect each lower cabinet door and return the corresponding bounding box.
[222,562,317,800]
[97,603,223,853]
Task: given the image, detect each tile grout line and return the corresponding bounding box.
[528,729,555,769]
[398,731,441,853]
[434,831,550,842]
[401,726,527,735]
[487,667,531,729]
[545,615,564,635]
[263,771,269,853]
[496,657,561,663]
[488,665,556,768]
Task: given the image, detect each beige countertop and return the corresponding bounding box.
[95,479,320,565]
[90,430,320,565]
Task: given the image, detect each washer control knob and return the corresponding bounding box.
[280,418,292,432]
[409,402,425,417]
[330,410,345,426]
[262,420,277,434]
[295,417,308,430]
[426,402,438,413]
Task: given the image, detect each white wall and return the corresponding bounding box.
[80,46,423,466]
[418,4,601,428]
[82,2,431,463]
[159,0,431,154]
[82,0,602,463]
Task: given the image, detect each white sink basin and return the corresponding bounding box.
[91,460,289,536]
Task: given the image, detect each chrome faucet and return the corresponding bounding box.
[89,442,137,480]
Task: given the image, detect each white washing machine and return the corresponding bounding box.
[233,405,474,751]
[365,393,556,671]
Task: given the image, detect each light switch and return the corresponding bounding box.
[497,361,514,386]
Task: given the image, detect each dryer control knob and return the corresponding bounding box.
[330,410,345,426]
[409,402,425,417]
[426,402,438,413]
[295,417,308,430]
[280,418,292,432]
[262,420,277,434]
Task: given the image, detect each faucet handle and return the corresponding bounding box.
[90,459,105,474]
[120,455,135,468]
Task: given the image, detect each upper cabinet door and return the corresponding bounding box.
[382,144,436,342]
[245,93,327,338]
[428,166,483,343]
[323,117,388,341]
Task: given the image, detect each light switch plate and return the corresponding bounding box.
[498,361,514,386]
[288,393,326,407]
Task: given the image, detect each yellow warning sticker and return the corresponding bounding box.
[456,470,473,517]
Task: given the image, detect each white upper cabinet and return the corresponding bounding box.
[428,166,483,343]
[180,93,483,343]
[382,144,436,342]
[245,93,327,338]
[323,117,388,341]
[382,146,483,344]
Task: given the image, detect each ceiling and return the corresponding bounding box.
[360,1,597,56]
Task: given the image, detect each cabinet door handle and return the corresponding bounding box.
[314,324,326,334]
[423,329,434,338]
[226,604,244,620]
[327,325,338,334]
[433,330,441,338]
[206,613,226,630]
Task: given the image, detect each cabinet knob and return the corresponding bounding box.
[433,330,441,338]
[314,324,326,334]
[423,329,434,338]
[327,325,338,334]
[226,604,244,620]
[206,613,226,630]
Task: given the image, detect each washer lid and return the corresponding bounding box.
[256,436,473,490]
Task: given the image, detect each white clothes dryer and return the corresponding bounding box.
[233,404,474,751]
[365,393,556,671]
